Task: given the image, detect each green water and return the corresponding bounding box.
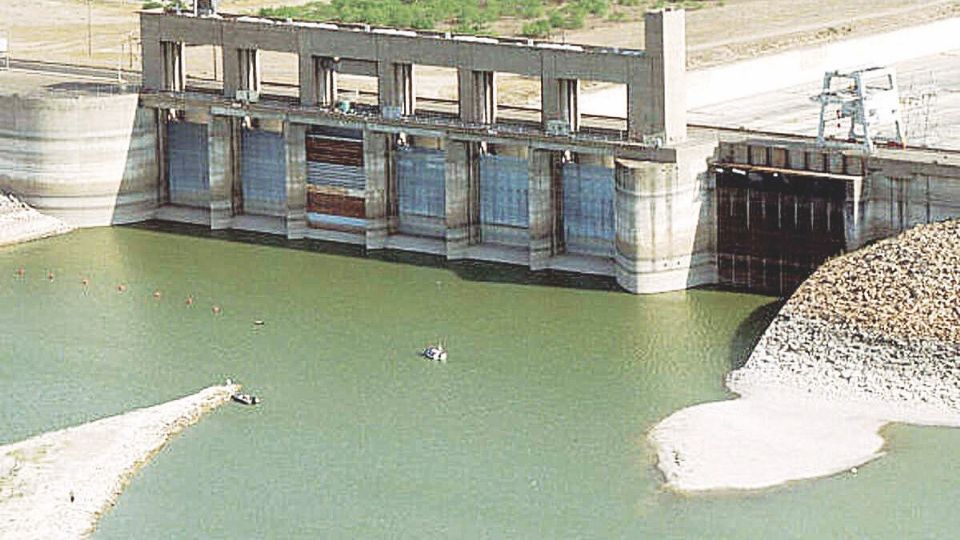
[3,227,960,539]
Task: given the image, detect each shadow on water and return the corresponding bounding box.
[124,220,623,292]
[728,298,785,371]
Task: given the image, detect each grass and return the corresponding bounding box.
[258,0,719,38]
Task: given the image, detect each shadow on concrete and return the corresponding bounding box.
[124,220,622,292]
[728,298,785,371]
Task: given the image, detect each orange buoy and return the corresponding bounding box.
[212,305,222,314]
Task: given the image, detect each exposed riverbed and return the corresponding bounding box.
[652,220,960,493]
[4,225,960,538]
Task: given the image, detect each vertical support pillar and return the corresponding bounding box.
[364,131,397,249]
[542,77,579,133]
[140,17,163,91]
[284,122,308,239]
[156,112,169,206]
[208,115,237,229]
[299,55,338,107]
[614,145,715,293]
[629,9,686,143]
[445,140,481,259]
[238,48,261,95]
[529,149,564,270]
[222,47,240,98]
[378,62,414,117]
[161,41,185,92]
[458,70,496,124]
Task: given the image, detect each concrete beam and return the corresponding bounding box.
[143,12,643,85]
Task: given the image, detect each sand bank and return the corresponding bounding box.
[651,383,960,492]
[0,384,238,539]
[650,220,960,493]
[0,191,72,247]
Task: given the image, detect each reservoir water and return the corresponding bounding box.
[2,226,960,538]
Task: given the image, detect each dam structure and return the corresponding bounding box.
[136,7,714,294]
[1,6,960,295]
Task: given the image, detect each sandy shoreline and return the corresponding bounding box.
[650,220,960,493]
[0,191,72,247]
[0,384,238,539]
[651,383,960,492]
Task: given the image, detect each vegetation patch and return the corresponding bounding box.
[258,0,717,38]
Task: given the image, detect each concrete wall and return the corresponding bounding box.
[858,157,960,247]
[0,93,159,227]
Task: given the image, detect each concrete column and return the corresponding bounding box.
[378,62,414,117]
[542,77,579,133]
[458,69,496,124]
[238,49,261,94]
[161,41,185,92]
[628,9,686,143]
[222,47,240,98]
[445,139,481,258]
[299,55,337,107]
[157,113,169,206]
[614,143,716,293]
[284,122,308,239]
[208,116,238,229]
[140,18,163,91]
[529,149,564,270]
[364,131,396,249]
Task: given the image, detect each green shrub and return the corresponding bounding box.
[521,19,552,37]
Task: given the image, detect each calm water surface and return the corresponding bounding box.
[2,227,959,539]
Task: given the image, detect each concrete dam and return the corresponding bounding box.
[1,7,959,295]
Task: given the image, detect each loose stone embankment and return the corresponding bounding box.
[0,191,72,247]
[651,220,960,492]
[0,384,238,539]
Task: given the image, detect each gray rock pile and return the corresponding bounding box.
[0,191,72,246]
[790,220,960,344]
[729,219,960,414]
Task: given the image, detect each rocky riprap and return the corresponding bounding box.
[729,220,960,413]
[0,191,72,246]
